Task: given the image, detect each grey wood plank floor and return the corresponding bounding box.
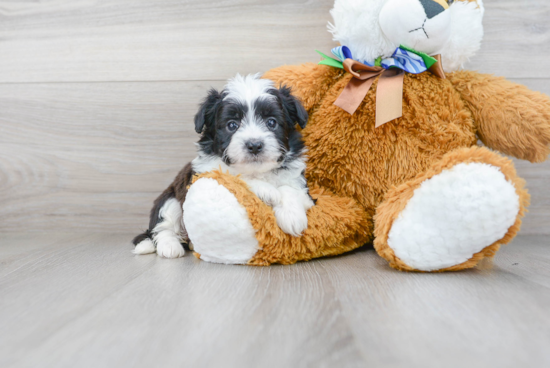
[1,234,549,368]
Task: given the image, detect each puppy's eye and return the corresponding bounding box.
[227,120,239,132]
[447,0,454,4]
[266,118,277,130]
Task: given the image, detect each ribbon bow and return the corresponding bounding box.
[316,45,445,127]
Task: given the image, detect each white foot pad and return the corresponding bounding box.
[388,163,520,271]
[183,178,259,264]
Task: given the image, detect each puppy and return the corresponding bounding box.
[133,74,314,258]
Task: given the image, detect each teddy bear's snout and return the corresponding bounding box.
[379,0,452,56]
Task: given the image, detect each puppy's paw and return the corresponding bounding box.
[302,193,315,211]
[247,180,282,207]
[156,237,185,258]
[133,238,156,255]
[274,204,308,237]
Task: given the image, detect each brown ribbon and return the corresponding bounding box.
[334,54,445,127]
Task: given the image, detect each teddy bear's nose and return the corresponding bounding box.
[419,0,447,19]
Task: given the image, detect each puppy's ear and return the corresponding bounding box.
[278,85,308,129]
[194,88,223,134]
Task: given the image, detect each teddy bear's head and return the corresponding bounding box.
[329,0,484,72]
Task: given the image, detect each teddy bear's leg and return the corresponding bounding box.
[374,147,530,272]
[183,170,372,265]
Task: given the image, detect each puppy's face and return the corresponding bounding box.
[195,75,308,174]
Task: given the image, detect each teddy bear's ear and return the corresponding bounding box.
[277,85,309,129]
[194,88,223,134]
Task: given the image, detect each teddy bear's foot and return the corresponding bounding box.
[386,163,518,271]
[183,177,260,264]
[374,147,529,272]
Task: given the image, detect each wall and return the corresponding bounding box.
[1,0,548,233]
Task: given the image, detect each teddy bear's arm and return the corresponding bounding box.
[184,170,372,265]
[263,63,343,112]
[448,70,550,163]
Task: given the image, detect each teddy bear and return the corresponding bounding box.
[181,0,550,271]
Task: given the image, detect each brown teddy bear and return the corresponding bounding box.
[182,0,550,271]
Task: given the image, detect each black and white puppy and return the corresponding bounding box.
[133,74,314,258]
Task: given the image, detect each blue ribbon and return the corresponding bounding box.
[331,46,430,74]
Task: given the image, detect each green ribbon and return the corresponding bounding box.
[316,45,438,71]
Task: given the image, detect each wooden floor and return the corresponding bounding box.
[1,234,549,368]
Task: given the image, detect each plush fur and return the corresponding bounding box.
[181,0,550,271]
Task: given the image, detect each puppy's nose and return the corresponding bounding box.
[246,141,263,154]
[419,0,447,19]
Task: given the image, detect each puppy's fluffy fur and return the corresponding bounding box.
[133,74,314,258]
